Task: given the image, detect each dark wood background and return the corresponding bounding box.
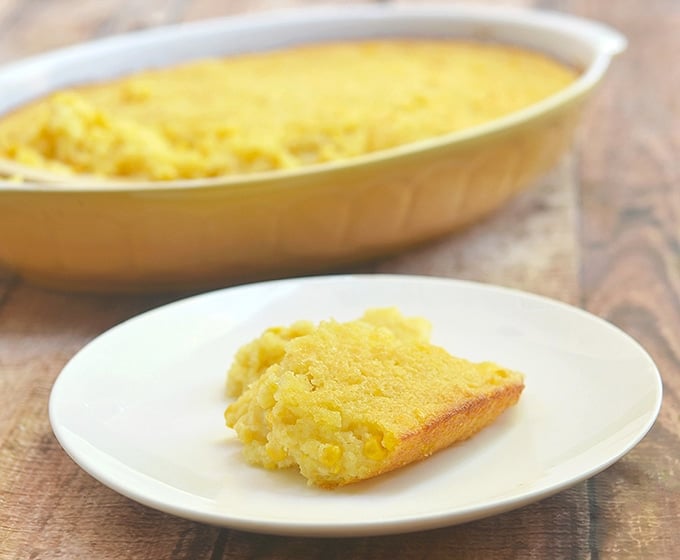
[1,0,678,558]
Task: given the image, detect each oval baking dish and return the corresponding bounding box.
[0,5,625,292]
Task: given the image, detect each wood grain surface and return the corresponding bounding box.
[1,1,678,558]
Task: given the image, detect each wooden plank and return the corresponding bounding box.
[1,0,677,558]
[568,0,680,558]
[0,1,117,62]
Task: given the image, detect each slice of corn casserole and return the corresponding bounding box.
[225,308,524,488]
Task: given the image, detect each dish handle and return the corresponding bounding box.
[560,14,628,56]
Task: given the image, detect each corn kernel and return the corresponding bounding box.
[266,444,288,463]
[320,444,342,467]
[363,437,388,461]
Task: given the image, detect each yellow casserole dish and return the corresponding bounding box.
[0,5,625,292]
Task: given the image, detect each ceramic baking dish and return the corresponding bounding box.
[0,5,625,292]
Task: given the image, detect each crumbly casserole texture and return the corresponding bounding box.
[225,308,525,488]
[0,40,576,180]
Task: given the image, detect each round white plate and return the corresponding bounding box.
[49,274,662,537]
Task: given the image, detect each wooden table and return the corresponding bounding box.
[1,0,678,558]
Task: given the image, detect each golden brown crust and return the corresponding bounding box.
[316,380,525,488]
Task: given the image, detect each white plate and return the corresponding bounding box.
[49,274,662,537]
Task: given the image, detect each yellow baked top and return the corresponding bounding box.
[0,40,577,181]
[225,308,524,488]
